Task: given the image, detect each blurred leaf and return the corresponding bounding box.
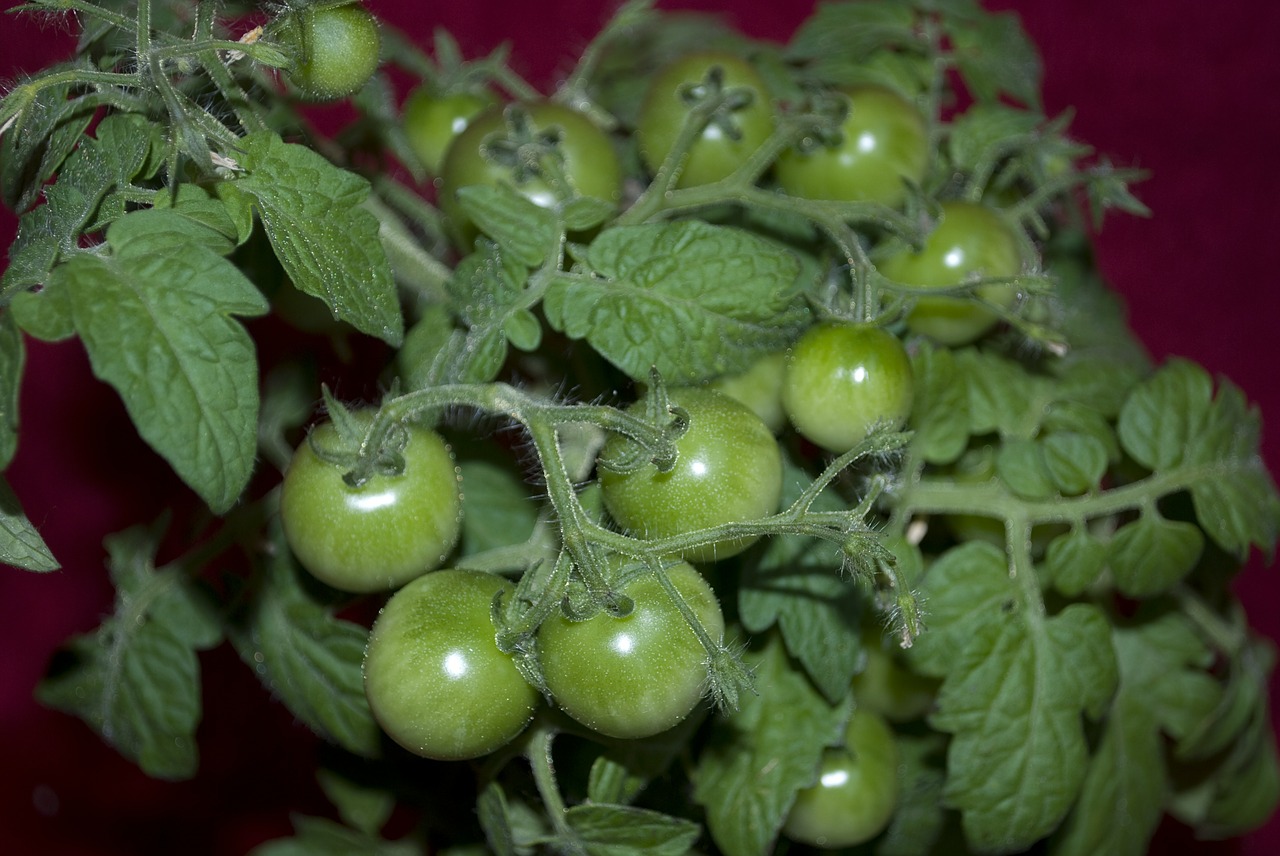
[909,341,970,465]
[1117,359,1280,559]
[564,804,700,856]
[37,521,219,779]
[1051,608,1220,856]
[1107,514,1203,599]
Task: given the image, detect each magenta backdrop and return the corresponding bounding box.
[1,1,1278,853]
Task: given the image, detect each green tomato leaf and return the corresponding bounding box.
[945,6,1042,109]
[0,80,96,213]
[693,634,849,856]
[1,113,157,298]
[455,453,540,557]
[1167,638,1280,839]
[1107,513,1204,599]
[478,780,519,856]
[1042,527,1107,597]
[316,768,396,838]
[947,103,1043,177]
[1117,359,1280,560]
[221,132,402,345]
[1040,432,1107,495]
[478,780,550,856]
[786,3,916,65]
[561,196,617,232]
[0,476,58,572]
[995,437,1055,500]
[9,280,76,342]
[228,521,382,758]
[956,348,1052,438]
[586,713,704,807]
[909,542,1119,853]
[249,815,418,856]
[457,184,559,267]
[54,232,267,514]
[564,804,701,856]
[440,239,545,382]
[0,310,22,467]
[909,341,970,465]
[546,221,808,383]
[1117,359,1214,472]
[1051,608,1221,856]
[1040,401,1120,464]
[740,455,865,703]
[36,521,218,779]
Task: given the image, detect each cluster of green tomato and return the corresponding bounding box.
[275,1,1031,847]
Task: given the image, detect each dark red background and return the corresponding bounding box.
[2,1,1278,853]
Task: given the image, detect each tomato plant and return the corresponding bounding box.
[783,708,901,848]
[363,569,539,760]
[636,50,775,187]
[598,387,784,563]
[879,200,1023,345]
[3,1,1277,855]
[401,87,494,175]
[280,2,381,102]
[776,85,929,208]
[279,415,462,593]
[538,560,724,738]
[783,322,914,454]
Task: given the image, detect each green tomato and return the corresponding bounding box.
[783,323,914,454]
[281,3,380,102]
[708,351,787,433]
[784,708,900,849]
[538,561,723,739]
[776,86,928,208]
[851,624,938,722]
[363,569,538,760]
[401,87,493,175]
[438,101,622,247]
[637,50,775,188]
[879,200,1022,345]
[599,387,783,563]
[279,416,462,593]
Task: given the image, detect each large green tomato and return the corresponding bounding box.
[279,416,462,593]
[401,87,494,175]
[636,51,775,188]
[783,323,914,454]
[538,561,723,739]
[879,200,1022,345]
[784,708,901,848]
[281,2,380,102]
[598,387,783,563]
[776,86,929,208]
[363,569,538,760]
[438,101,622,246]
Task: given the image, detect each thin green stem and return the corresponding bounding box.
[525,723,585,855]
